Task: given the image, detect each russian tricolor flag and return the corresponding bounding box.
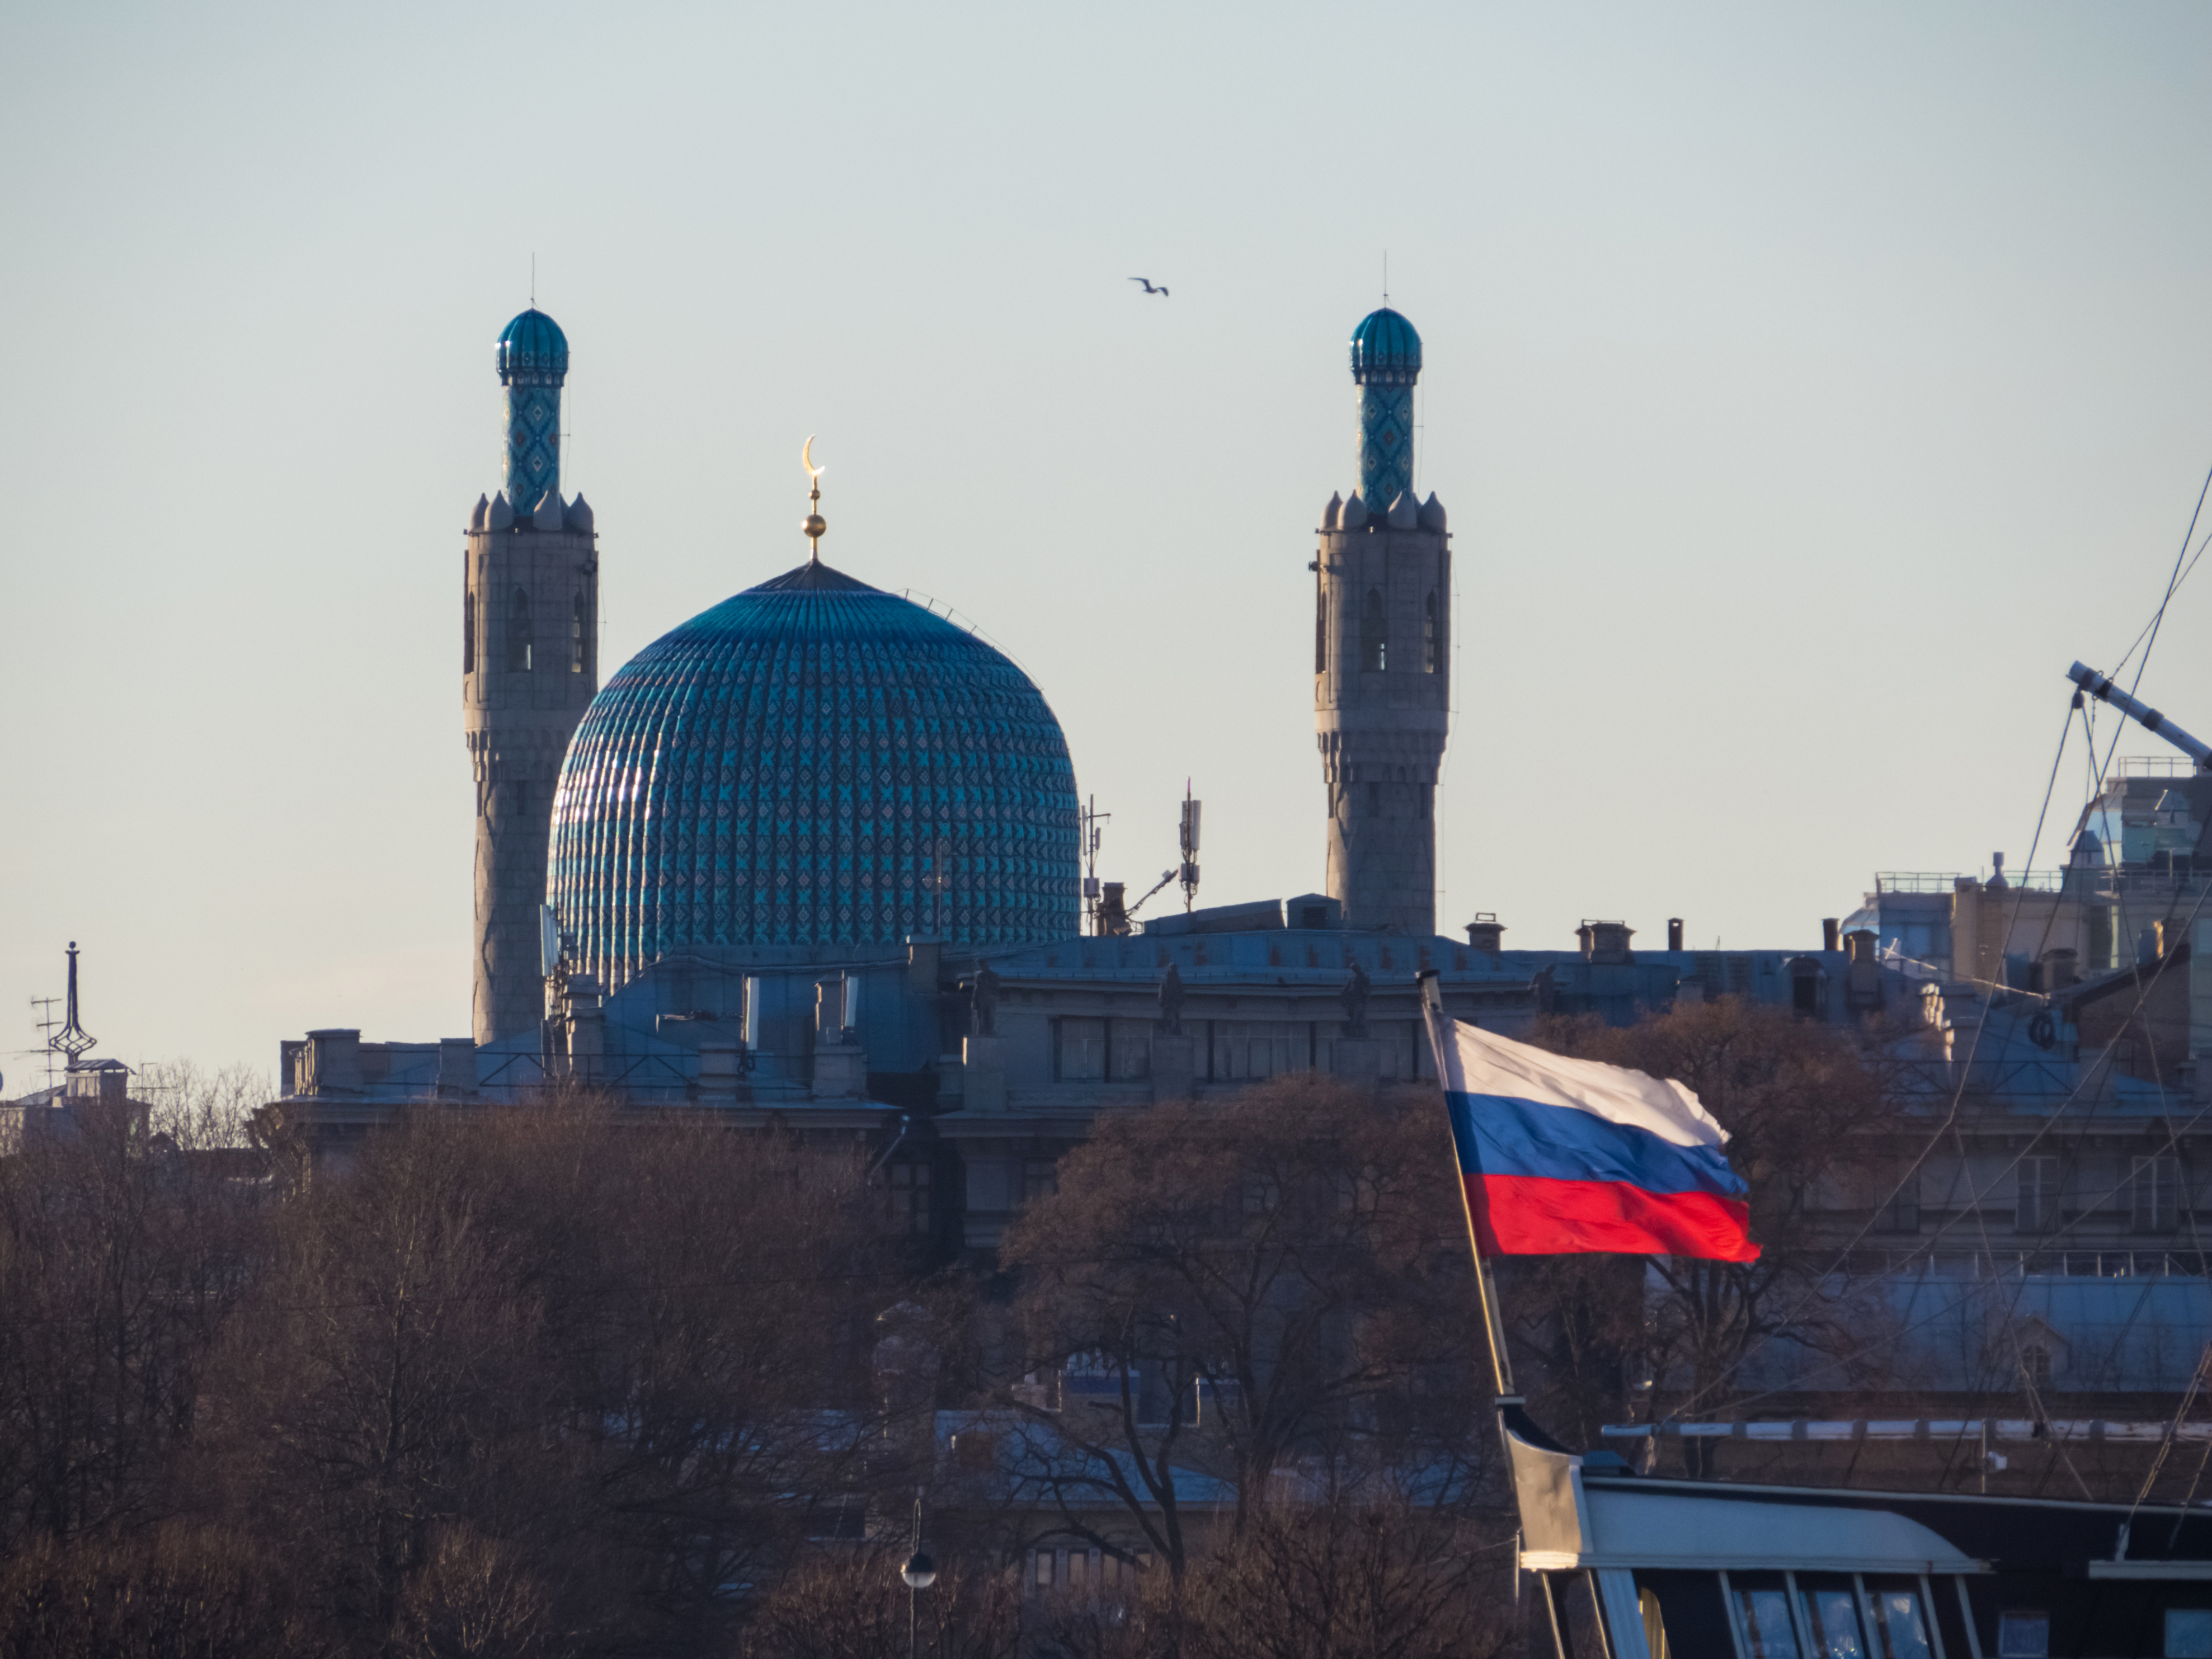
[1425,1014,1759,1262]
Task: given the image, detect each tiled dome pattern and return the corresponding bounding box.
[1349,307,1422,385]
[550,561,1080,986]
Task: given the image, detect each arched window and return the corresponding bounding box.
[572,589,590,673]
[1315,588,1328,673]
[1361,588,1386,673]
[463,588,474,674]
[507,587,532,672]
[1424,590,1439,674]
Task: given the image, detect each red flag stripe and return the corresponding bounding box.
[1467,1173,1760,1262]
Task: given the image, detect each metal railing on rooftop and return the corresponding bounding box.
[1835,1248,2209,1280]
[1874,871,2069,894]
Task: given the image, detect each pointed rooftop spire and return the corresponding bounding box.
[802,435,827,562]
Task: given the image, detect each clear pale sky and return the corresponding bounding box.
[4,2,2210,1085]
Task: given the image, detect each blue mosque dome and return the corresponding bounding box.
[550,559,1080,984]
[496,308,570,384]
[1349,307,1422,385]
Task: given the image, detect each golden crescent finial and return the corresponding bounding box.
[801,435,827,559]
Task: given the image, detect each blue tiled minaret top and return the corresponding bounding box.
[496,308,569,512]
[1349,307,1422,506]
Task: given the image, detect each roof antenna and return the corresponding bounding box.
[50,941,96,1067]
[1382,249,1389,303]
[530,252,536,308]
[802,435,827,563]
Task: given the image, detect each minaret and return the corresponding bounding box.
[462,308,599,1043]
[1313,307,1450,936]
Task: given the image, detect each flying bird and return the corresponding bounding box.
[1129,277,1170,296]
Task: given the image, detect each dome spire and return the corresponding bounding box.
[801,434,827,562]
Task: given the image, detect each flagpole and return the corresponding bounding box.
[1419,971,1515,1398]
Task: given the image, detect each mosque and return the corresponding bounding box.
[269,301,1859,1253]
[259,296,2212,1430]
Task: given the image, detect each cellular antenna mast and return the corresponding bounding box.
[1081,795,1111,933]
[1178,782,1202,913]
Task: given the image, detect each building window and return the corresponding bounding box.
[1056,1017,1107,1082]
[463,588,474,673]
[1361,588,1385,672]
[1110,1019,1151,1080]
[887,1162,930,1233]
[2017,1156,2062,1232]
[1877,1163,1921,1233]
[1211,1022,1305,1081]
[1730,1577,1796,1658]
[1797,1578,1865,1656]
[1315,589,1327,673]
[2166,1609,2212,1657]
[1033,1550,1054,1590]
[572,590,589,673]
[1998,1610,2049,1656]
[1023,1159,1058,1206]
[2134,1154,2181,1234]
[2021,1341,2053,1386]
[1423,589,1438,673]
[506,587,532,672]
[1865,1582,1936,1657]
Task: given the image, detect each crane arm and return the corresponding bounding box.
[2068,662,2212,771]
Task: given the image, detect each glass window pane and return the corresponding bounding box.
[1797,1583,1866,1658]
[1058,1018,1106,1081]
[1866,1583,1932,1659]
[1735,1586,1802,1659]
[1997,1610,2049,1658]
[2170,1610,2212,1658]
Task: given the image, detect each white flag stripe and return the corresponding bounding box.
[1446,1021,1731,1153]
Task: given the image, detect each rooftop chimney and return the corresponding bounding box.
[1578,921,1635,965]
[1667,917,1684,952]
[1465,913,1505,954]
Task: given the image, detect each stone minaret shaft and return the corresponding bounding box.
[464,310,598,1043]
[1315,308,1448,937]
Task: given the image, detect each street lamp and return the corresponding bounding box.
[901,1495,935,1659]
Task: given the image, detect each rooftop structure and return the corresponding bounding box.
[549,554,1080,985]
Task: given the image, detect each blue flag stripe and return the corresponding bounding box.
[1446,1091,1748,1199]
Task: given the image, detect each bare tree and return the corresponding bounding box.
[202,1097,898,1655]
[1526,997,1900,1439]
[1174,1487,1515,1659]
[392,1523,567,1659]
[0,1523,326,1659]
[991,1077,1487,1577]
[745,1549,1022,1659]
[0,1082,263,1550]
